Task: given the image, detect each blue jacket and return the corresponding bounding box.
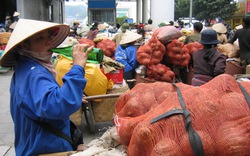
[10,56,87,155]
[114,45,137,73]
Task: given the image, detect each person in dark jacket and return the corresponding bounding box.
[191,29,226,86]
[228,14,250,68]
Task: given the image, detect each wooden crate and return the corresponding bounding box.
[92,84,130,122]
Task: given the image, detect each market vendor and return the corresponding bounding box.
[114,30,142,89]
[0,19,92,155]
[191,29,226,86]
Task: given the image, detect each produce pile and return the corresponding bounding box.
[114,74,250,156]
[78,38,117,58]
[136,26,203,82]
[96,38,117,58]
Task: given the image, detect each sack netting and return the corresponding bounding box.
[114,74,250,156]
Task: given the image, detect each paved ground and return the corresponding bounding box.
[0,70,114,155]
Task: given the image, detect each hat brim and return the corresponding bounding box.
[199,40,220,45]
[212,23,227,34]
[0,19,70,67]
[119,31,142,45]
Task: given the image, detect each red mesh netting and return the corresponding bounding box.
[96,39,117,57]
[165,39,191,67]
[137,36,166,66]
[184,42,203,54]
[146,64,175,82]
[114,74,250,155]
[77,38,95,47]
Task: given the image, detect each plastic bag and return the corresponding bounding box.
[55,55,108,97]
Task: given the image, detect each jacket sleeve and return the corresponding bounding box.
[24,65,87,120]
[214,53,227,76]
[115,46,133,72]
[228,31,238,44]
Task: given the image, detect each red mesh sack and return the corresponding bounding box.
[77,38,95,47]
[184,41,203,54]
[114,74,250,156]
[96,39,117,57]
[146,64,175,82]
[153,26,182,45]
[137,36,166,66]
[165,39,191,67]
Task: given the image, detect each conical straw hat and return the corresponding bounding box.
[98,23,107,31]
[212,23,227,34]
[0,19,70,67]
[119,30,142,45]
[13,11,20,17]
[9,21,17,29]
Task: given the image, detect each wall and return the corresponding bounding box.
[116,1,137,22]
[16,0,65,23]
[150,0,174,27]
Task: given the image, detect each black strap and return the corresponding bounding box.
[172,83,204,156]
[237,82,250,108]
[150,109,183,124]
[36,120,73,144]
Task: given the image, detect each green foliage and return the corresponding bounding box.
[175,0,190,20]
[116,16,128,25]
[175,0,238,22]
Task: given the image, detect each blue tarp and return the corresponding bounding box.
[88,0,116,8]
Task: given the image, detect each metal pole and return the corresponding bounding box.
[189,0,193,27]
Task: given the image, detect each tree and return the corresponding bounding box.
[175,0,190,20]
[193,0,237,25]
[175,0,238,25]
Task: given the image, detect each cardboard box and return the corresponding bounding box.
[101,68,123,84]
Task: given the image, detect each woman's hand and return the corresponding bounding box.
[72,44,93,67]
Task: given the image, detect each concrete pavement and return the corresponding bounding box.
[0,70,15,156]
[0,70,114,155]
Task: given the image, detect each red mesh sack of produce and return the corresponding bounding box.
[146,64,175,82]
[165,39,191,67]
[96,38,117,57]
[153,26,182,45]
[114,74,250,155]
[137,36,166,66]
[114,82,193,146]
[184,41,203,54]
[77,38,95,47]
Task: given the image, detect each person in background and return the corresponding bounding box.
[0,19,92,155]
[228,14,250,69]
[112,23,130,46]
[5,19,12,32]
[212,23,228,44]
[71,20,80,37]
[87,22,99,40]
[144,18,155,32]
[0,24,6,32]
[184,22,203,44]
[13,11,20,22]
[77,23,90,38]
[169,21,174,26]
[158,22,167,27]
[191,29,226,86]
[115,31,142,89]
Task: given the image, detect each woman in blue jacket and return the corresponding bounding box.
[0,19,92,155]
[115,31,142,89]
